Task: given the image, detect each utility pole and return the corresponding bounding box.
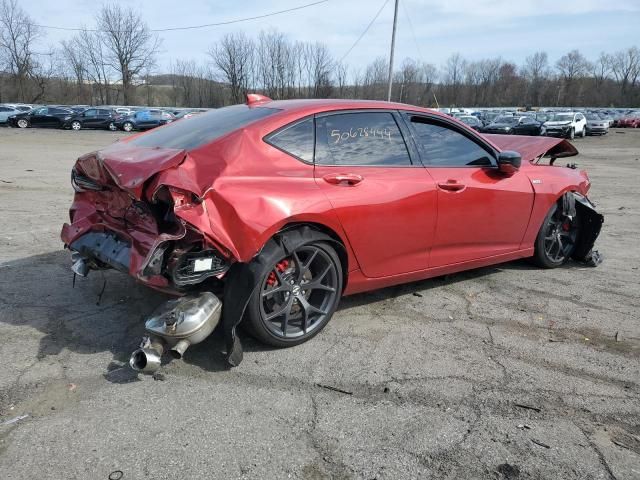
[386,0,399,102]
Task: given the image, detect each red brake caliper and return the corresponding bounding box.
[267,259,290,286]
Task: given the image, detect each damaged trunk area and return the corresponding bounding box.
[62,152,232,294]
[61,149,239,372]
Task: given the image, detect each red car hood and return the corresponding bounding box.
[483,134,578,161]
[76,143,187,199]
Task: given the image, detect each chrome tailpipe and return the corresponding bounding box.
[169,339,190,359]
[129,336,165,373]
[129,292,222,374]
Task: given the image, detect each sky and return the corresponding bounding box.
[24,0,640,75]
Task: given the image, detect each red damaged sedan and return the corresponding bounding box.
[61,95,603,371]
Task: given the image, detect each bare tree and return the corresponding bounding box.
[442,53,466,105]
[609,47,640,99]
[60,39,87,103]
[209,32,254,104]
[556,49,590,104]
[0,0,41,101]
[590,52,611,88]
[257,30,293,99]
[74,29,114,104]
[307,42,333,97]
[333,62,348,98]
[97,5,160,105]
[522,52,549,106]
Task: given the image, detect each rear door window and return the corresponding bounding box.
[315,112,412,166]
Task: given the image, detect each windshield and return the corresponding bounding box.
[129,104,279,150]
[586,114,601,120]
[492,116,518,125]
[551,114,574,122]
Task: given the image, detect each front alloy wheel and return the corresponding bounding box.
[17,119,28,128]
[71,120,82,131]
[533,203,580,268]
[246,241,342,347]
[123,122,134,132]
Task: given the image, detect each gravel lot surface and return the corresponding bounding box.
[0,127,638,479]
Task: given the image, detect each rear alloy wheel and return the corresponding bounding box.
[71,120,82,131]
[533,203,580,268]
[17,118,28,128]
[108,122,117,131]
[123,122,134,132]
[246,241,342,347]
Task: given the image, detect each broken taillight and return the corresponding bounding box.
[71,167,103,192]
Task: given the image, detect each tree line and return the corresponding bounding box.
[1,0,638,108]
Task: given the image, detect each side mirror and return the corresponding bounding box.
[498,151,521,175]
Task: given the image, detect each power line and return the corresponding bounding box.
[31,0,328,33]
[401,0,424,63]
[338,0,389,63]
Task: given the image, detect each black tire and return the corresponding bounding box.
[580,126,586,138]
[16,118,29,128]
[244,236,343,348]
[568,128,575,140]
[532,202,580,268]
[123,121,134,132]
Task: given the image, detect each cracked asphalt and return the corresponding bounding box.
[0,127,639,479]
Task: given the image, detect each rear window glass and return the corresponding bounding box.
[265,117,314,162]
[129,104,279,150]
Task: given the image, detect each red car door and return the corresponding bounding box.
[313,110,437,278]
[404,113,534,268]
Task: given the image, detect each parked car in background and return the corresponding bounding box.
[63,108,118,131]
[115,107,135,116]
[457,115,484,131]
[617,112,640,128]
[585,113,609,135]
[7,106,74,128]
[175,109,207,120]
[481,115,546,136]
[115,109,175,132]
[544,112,587,139]
[2,103,32,112]
[0,105,19,124]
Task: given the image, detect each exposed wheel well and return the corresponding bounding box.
[276,222,349,290]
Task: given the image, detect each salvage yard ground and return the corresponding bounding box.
[0,127,639,479]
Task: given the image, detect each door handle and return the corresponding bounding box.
[437,180,466,192]
[323,173,364,186]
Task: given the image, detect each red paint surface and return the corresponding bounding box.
[61,99,592,296]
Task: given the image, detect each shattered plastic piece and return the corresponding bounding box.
[2,414,29,426]
[582,250,603,267]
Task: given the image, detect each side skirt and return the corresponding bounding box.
[343,248,534,295]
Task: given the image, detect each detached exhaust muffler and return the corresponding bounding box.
[129,292,222,373]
